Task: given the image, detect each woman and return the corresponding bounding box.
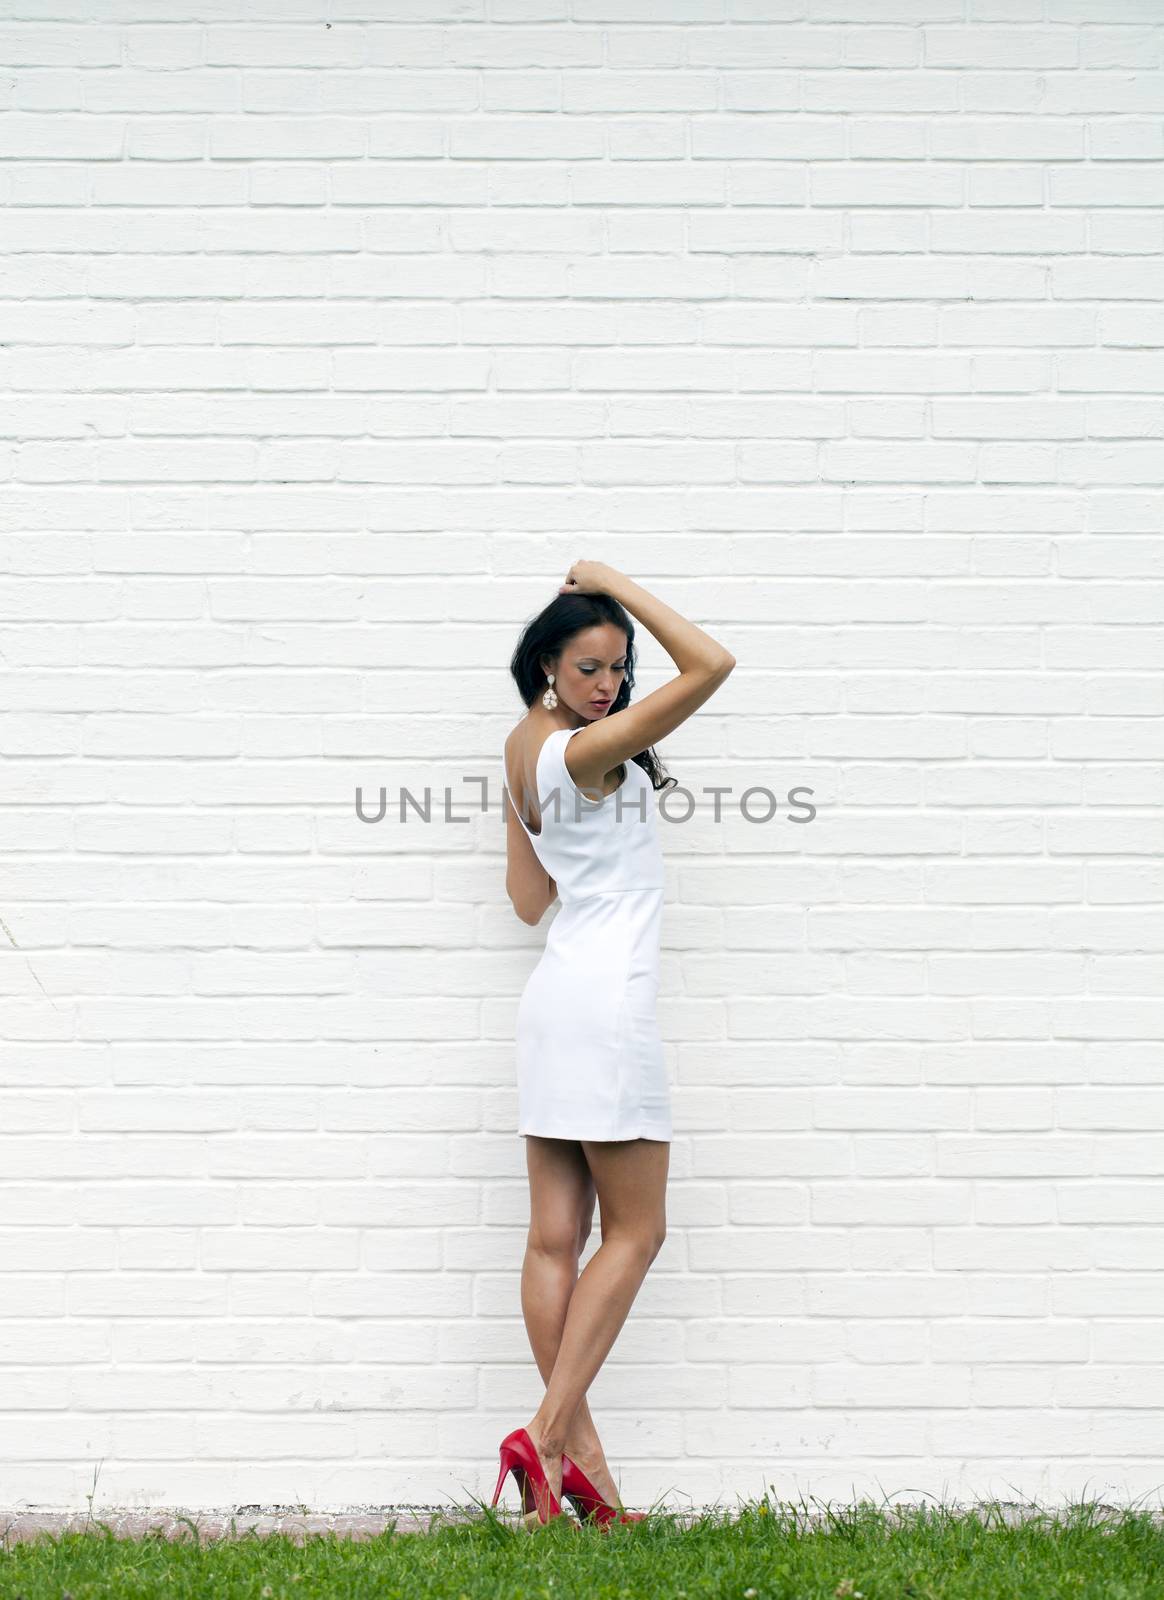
[495,559,735,1527]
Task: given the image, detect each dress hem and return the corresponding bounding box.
[519,1126,672,1143]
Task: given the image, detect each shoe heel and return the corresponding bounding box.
[562,1492,593,1525]
[490,1425,564,1526]
[490,1451,512,1508]
[493,1450,540,1517]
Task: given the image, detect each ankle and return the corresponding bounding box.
[527,1417,567,1460]
[564,1435,604,1466]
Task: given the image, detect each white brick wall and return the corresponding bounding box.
[1,0,1162,1511]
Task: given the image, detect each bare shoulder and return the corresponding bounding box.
[506,718,533,761]
[505,717,542,786]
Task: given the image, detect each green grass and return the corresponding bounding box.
[2,1496,1163,1599]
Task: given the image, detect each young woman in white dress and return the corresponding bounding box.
[497,559,735,1525]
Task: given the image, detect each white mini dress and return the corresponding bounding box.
[505,724,671,1143]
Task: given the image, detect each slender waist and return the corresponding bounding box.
[556,883,664,907]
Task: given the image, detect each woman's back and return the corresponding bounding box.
[505,723,664,906]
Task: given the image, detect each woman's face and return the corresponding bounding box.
[544,626,628,720]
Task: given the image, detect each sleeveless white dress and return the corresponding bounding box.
[505,725,671,1142]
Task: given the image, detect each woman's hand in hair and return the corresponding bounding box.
[559,559,618,596]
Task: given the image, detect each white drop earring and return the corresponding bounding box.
[542,673,557,710]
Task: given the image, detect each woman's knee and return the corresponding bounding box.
[528,1218,587,1263]
[602,1216,666,1263]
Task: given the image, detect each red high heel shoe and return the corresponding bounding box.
[490,1425,567,1527]
[561,1452,647,1528]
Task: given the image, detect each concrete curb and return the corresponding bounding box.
[0,1501,1152,1545]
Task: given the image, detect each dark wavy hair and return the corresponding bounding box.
[509,591,677,794]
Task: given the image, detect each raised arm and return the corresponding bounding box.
[559,561,734,793]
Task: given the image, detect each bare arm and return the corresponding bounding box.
[588,566,734,679]
[504,783,555,925]
[559,560,735,792]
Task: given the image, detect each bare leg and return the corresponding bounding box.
[519,1136,598,1506]
[523,1136,669,1506]
[520,1135,627,1508]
